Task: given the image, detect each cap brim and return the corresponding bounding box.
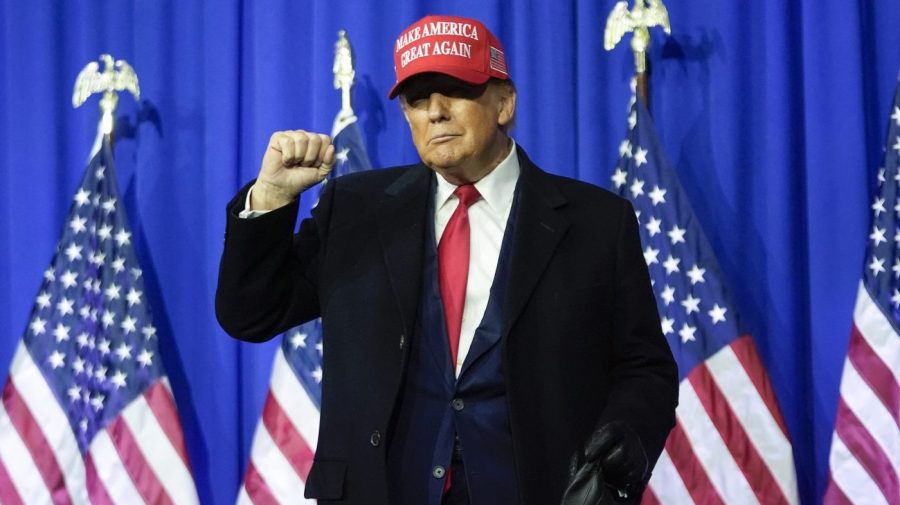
[388,66,493,99]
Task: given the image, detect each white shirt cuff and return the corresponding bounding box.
[238,186,272,219]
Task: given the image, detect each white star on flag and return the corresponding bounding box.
[74,188,90,206]
[678,323,696,343]
[681,294,701,315]
[336,147,350,164]
[643,246,660,265]
[661,285,676,306]
[663,255,681,275]
[870,226,887,246]
[648,185,667,206]
[646,217,662,236]
[611,168,628,188]
[667,225,686,245]
[291,332,308,350]
[661,317,674,335]
[708,304,728,324]
[69,216,87,234]
[872,197,886,216]
[64,243,83,262]
[687,265,707,285]
[630,178,645,198]
[633,147,649,167]
[869,256,886,275]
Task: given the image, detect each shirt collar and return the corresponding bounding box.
[434,141,520,215]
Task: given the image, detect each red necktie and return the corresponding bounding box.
[438,184,481,368]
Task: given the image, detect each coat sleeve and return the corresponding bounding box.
[596,199,679,476]
[215,180,335,342]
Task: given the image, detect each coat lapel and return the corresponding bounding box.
[376,165,432,339]
[500,148,570,339]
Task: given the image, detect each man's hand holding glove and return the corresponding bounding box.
[561,421,649,505]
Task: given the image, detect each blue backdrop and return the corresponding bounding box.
[1,1,898,504]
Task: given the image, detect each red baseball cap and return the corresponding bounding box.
[388,15,510,99]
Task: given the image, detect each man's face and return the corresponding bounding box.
[399,73,516,185]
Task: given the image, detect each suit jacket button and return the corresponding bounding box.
[432,465,446,479]
[452,398,465,411]
[370,430,382,447]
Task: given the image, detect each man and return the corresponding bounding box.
[216,15,677,505]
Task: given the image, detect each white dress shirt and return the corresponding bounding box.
[434,143,520,377]
[241,143,521,378]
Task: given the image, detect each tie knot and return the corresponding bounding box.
[454,184,481,208]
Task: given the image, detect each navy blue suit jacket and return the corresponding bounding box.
[216,147,678,504]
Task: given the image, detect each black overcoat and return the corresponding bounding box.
[216,147,678,504]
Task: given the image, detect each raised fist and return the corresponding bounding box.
[251,130,337,210]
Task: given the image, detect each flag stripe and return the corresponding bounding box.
[247,418,312,504]
[144,380,192,470]
[827,434,891,505]
[727,335,791,438]
[270,349,320,451]
[848,324,900,425]
[839,357,900,475]
[8,345,86,502]
[122,391,199,505]
[89,430,146,504]
[677,380,760,504]
[688,364,789,505]
[822,479,854,505]
[641,487,661,505]
[645,448,694,505]
[84,453,116,505]
[664,421,724,505]
[0,456,26,505]
[704,343,798,502]
[853,283,900,386]
[833,398,899,500]
[1,379,72,505]
[106,416,173,505]
[262,390,315,481]
[242,462,280,505]
[0,398,54,504]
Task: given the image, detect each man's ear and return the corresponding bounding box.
[497,84,517,128]
[398,99,412,125]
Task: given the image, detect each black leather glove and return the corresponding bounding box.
[560,453,615,505]
[562,421,649,505]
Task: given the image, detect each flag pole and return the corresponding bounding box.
[603,0,672,109]
[333,30,358,136]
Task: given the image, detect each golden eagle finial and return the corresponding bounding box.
[604,0,671,73]
[73,54,141,137]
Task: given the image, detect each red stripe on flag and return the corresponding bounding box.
[823,477,855,505]
[639,486,660,505]
[144,381,193,470]
[824,486,853,505]
[262,390,315,481]
[833,398,899,500]
[106,416,175,505]
[0,457,25,505]
[665,420,725,505]
[848,324,900,425]
[688,364,790,505]
[729,335,790,437]
[84,453,115,505]
[1,379,72,505]
[244,461,280,505]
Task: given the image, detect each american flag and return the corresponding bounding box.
[489,46,508,76]
[611,95,799,505]
[0,137,199,504]
[824,78,900,504]
[236,113,372,505]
